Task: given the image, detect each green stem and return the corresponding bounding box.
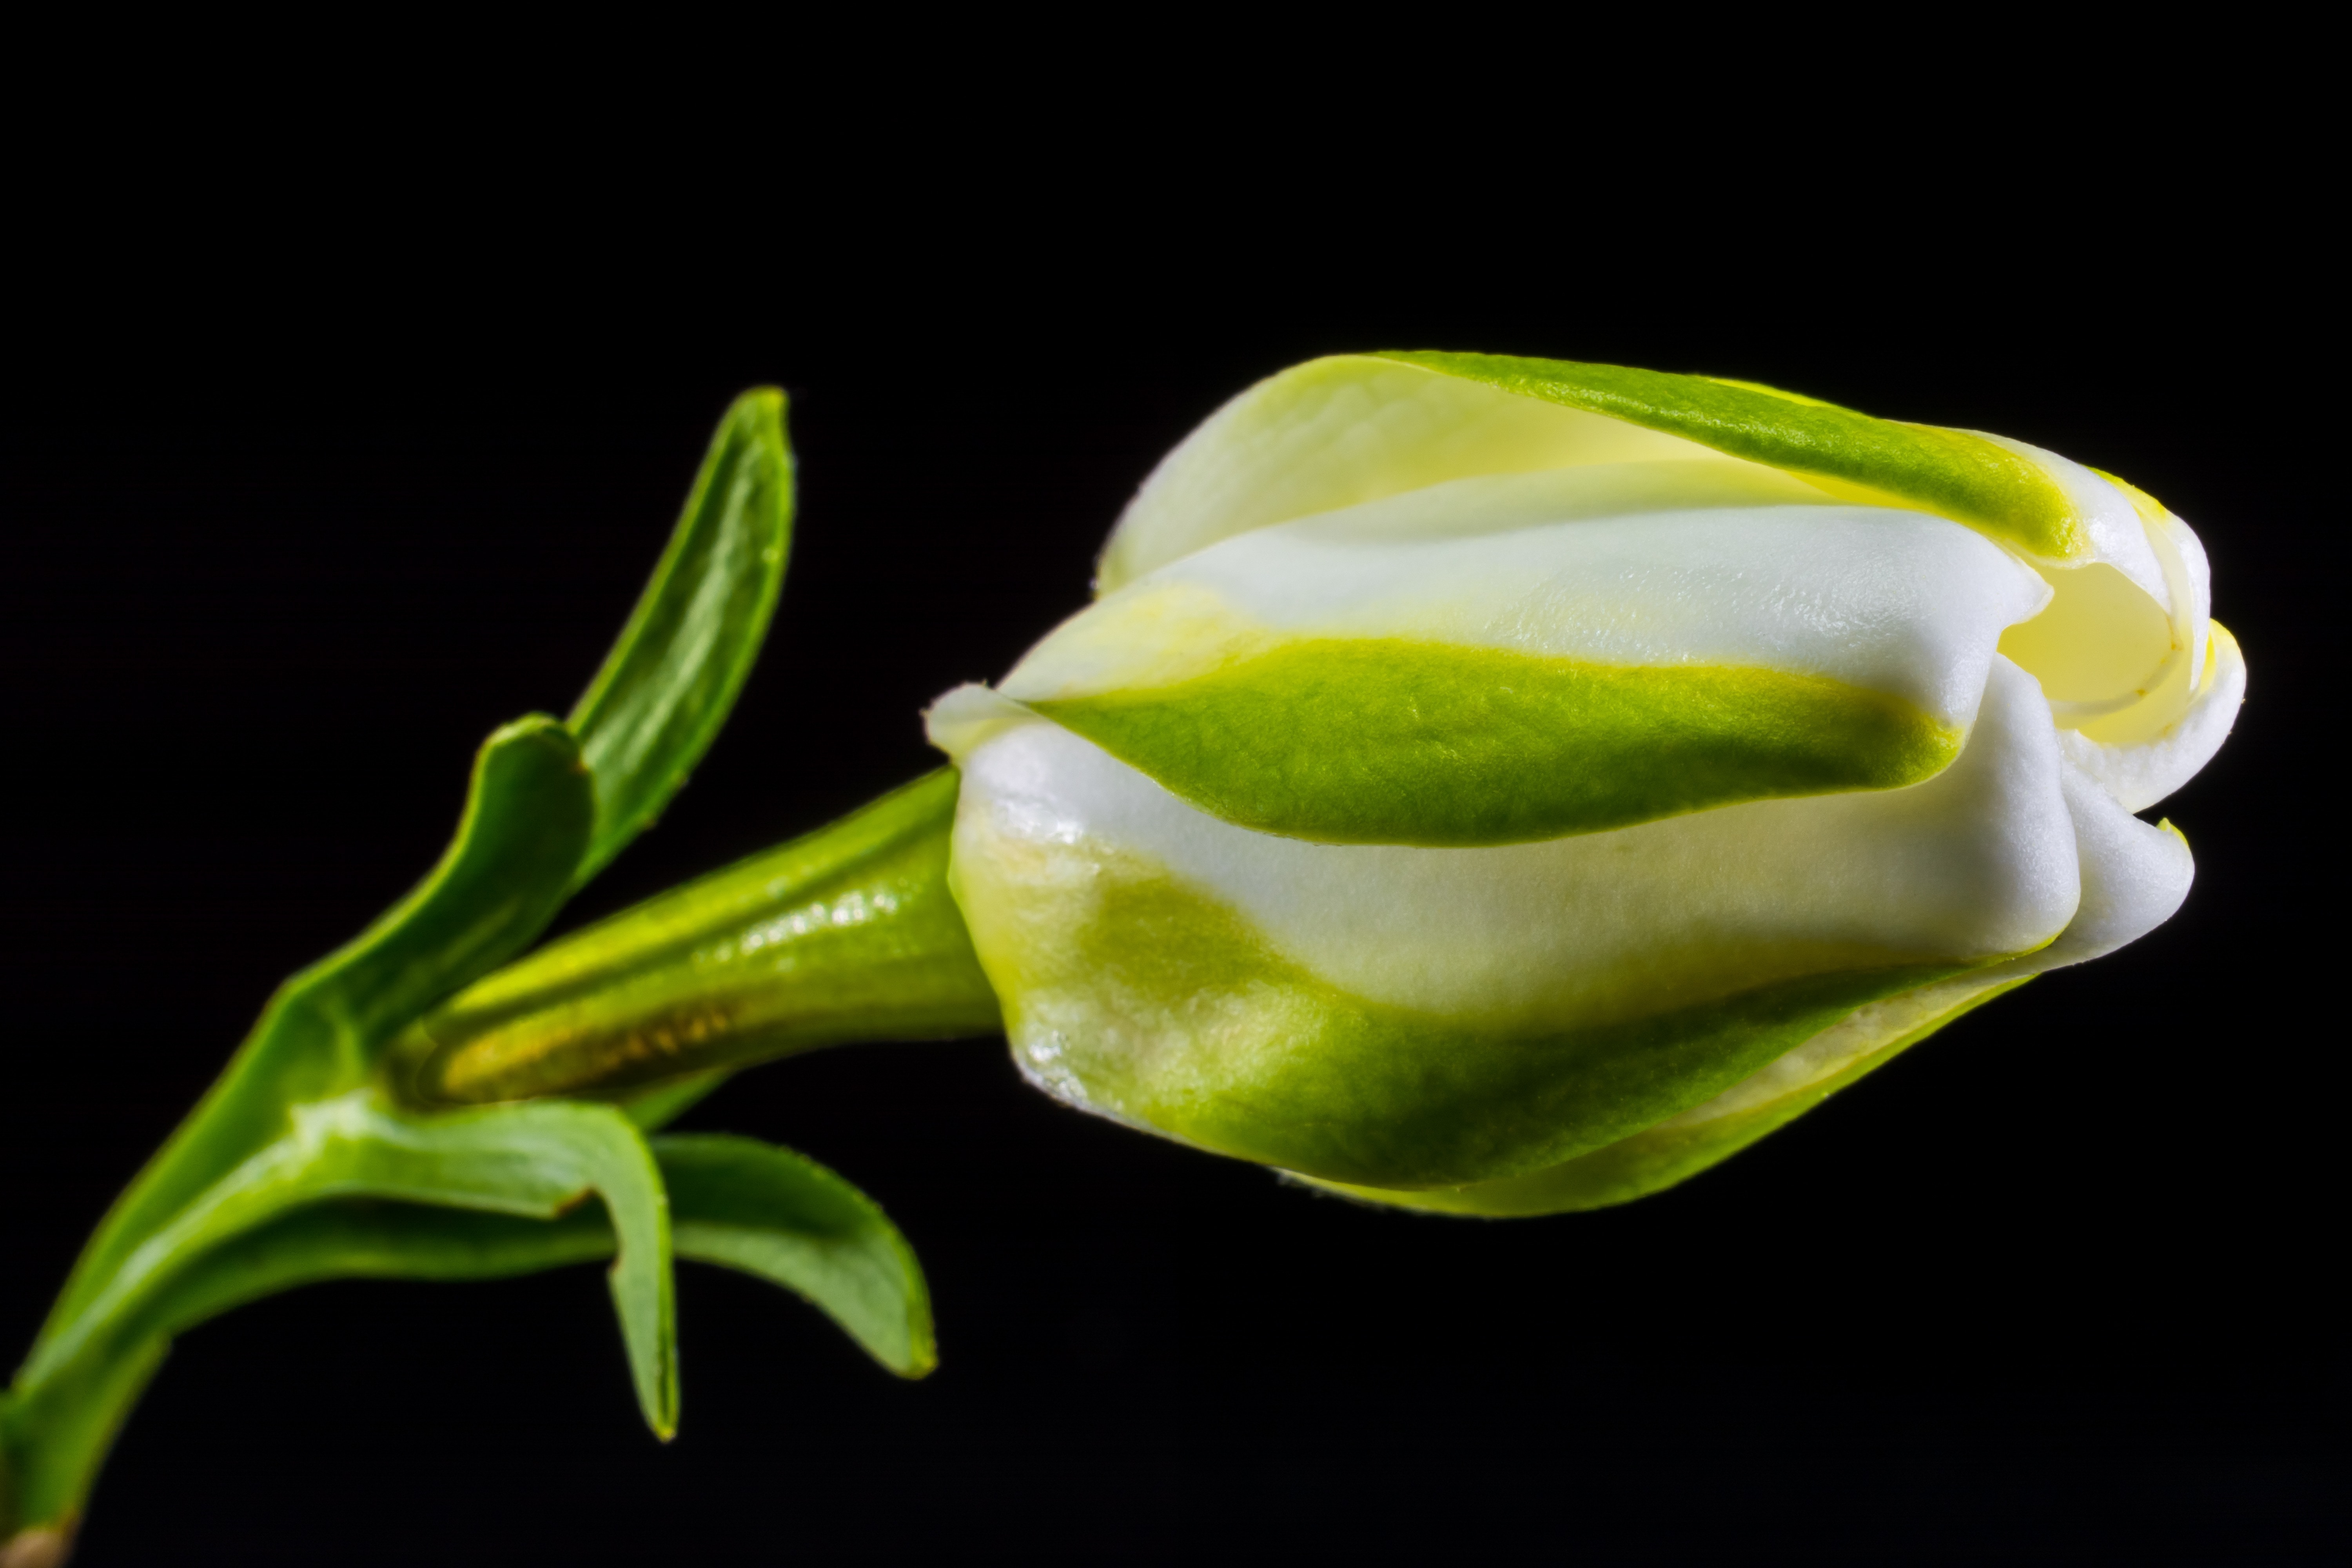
[3,1337,165,1559]
[394,769,1002,1105]
[1,776,988,1549]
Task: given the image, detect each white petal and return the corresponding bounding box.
[2018,760,2196,971]
[1975,432,2169,599]
[2056,622,2246,812]
[2147,507,2213,695]
[1612,729,2196,1142]
[1015,476,2050,734]
[954,657,2079,1030]
[924,682,1030,759]
[1980,456,2217,742]
[1997,558,2179,726]
[1098,356,1760,591]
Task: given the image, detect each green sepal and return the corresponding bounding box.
[1380,351,2087,561]
[405,768,999,1105]
[568,388,793,886]
[34,717,595,1357]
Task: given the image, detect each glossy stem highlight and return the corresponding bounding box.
[396,769,1001,1105]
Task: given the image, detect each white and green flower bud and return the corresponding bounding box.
[926,352,2244,1214]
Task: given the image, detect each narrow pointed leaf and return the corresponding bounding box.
[23,1095,676,1440]
[326,1100,681,1438]
[133,1201,618,1333]
[3,1203,611,1534]
[568,388,793,886]
[111,1137,930,1379]
[38,719,594,1350]
[78,1132,926,1387]
[655,1134,935,1377]
[11,1128,923,1512]
[299,717,597,1047]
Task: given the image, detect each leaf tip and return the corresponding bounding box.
[730,385,789,433]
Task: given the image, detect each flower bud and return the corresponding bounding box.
[927,353,2243,1212]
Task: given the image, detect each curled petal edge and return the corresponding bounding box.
[2058,623,2245,814]
[1310,746,2195,1217]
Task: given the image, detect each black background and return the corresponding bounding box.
[2,157,2339,1564]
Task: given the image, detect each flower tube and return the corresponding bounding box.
[927,352,2243,1214]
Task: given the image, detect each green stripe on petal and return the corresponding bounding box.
[1305,973,2030,1215]
[965,849,1978,1189]
[1380,351,2089,562]
[1030,637,1960,846]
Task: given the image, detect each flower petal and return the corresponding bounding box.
[944,659,2081,1187]
[1101,353,2178,590]
[1321,726,2197,1213]
[1098,355,1739,591]
[2057,622,2246,812]
[999,490,2049,844]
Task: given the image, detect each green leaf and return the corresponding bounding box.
[18,1110,939,1460]
[290,717,597,1048]
[4,1131,926,1528]
[9,1096,675,1528]
[127,1200,619,1331]
[568,388,793,886]
[656,1134,935,1378]
[34,719,595,1357]
[130,1134,931,1377]
[101,1132,938,1381]
[3,1203,612,1535]
[23,1095,678,1437]
[11,390,800,1539]
[1379,351,2087,562]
